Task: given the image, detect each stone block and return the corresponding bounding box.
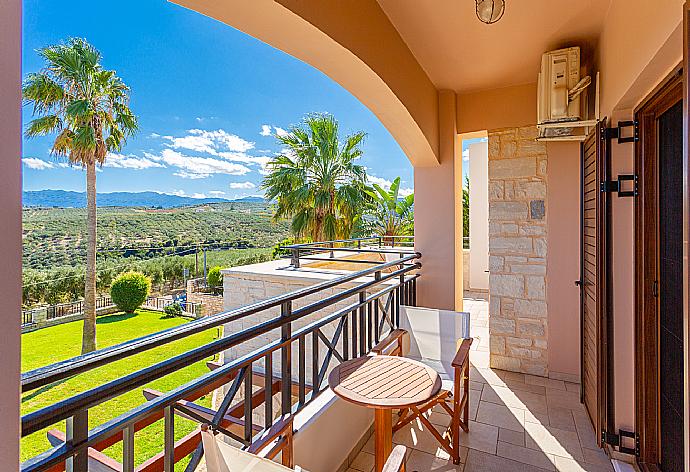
[490,354,521,372]
[521,361,548,377]
[490,274,525,297]
[489,256,505,271]
[490,236,533,254]
[518,126,539,140]
[507,346,532,358]
[489,157,537,179]
[505,181,515,199]
[534,238,547,257]
[501,223,519,234]
[518,319,545,337]
[517,139,546,156]
[489,296,501,316]
[489,181,504,200]
[490,336,506,355]
[506,336,533,347]
[489,136,500,158]
[515,181,546,199]
[514,299,547,318]
[501,140,517,158]
[490,316,516,334]
[538,157,547,175]
[526,276,546,300]
[505,256,528,263]
[489,201,529,221]
[519,224,546,236]
[509,264,546,275]
[530,200,545,220]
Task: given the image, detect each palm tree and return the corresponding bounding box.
[262,114,370,241]
[23,38,138,353]
[364,177,414,244]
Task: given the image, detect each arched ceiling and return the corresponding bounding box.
[377,0,612,93]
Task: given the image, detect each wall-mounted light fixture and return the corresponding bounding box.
[475,0,505,24]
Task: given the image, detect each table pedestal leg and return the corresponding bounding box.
[374,408,392,472]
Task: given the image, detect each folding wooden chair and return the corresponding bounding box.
[391,338,472,464]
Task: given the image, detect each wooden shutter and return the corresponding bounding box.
[580,120,611,447]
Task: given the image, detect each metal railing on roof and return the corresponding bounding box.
[20,248,421,472]
[281,235,415,268]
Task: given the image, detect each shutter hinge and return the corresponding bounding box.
[602,429,639,456]
[603,120,639,143]
[600,174,638,197]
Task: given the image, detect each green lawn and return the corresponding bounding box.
[21,309,221,469]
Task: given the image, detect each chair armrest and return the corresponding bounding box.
[247,414,293,456]
[382,445,407,472]
[371,329,407,355]
[451,338,473,368]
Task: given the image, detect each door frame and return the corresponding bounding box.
[634,67,683,470]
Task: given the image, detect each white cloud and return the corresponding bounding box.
[209,190,226,196]
[229,181,256,189]
[22,158,54,170]
[170,190,208,199]
[462,148,469,161]
[149,149,252,179]
[149,133,161,138]
[103,153,165,170]
[368,174,413,197]
[259,125,288,138]
[165,129,255,154]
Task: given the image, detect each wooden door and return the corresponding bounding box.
[580,120,611,447]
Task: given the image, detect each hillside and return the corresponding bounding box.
[22,190,266,208]
[22,202,289,269]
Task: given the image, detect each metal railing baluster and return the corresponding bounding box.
[280,301,292,416]
[163,406,174,472]
[122,424,135,472]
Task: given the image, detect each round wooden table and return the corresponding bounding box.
[328,355,441,472]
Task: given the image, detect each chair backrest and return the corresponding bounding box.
[399,306,470,362]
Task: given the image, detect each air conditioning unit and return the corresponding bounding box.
[537,47,590,125]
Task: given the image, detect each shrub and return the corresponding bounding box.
[110,271,151,313]
[207,266,223,288]
[163,302,182,318]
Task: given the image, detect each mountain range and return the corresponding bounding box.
[23,190,266,208]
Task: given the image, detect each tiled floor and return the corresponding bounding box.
[347,297,615,472]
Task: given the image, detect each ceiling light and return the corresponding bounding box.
[476,0,505,24]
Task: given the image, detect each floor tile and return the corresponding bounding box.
[547,407,576,432]
[524,422,584,461]
[545,389,585,411]
[464,449,548,472]
[552,455,613,472]
[572,410,598,451]
[406,449,465,471]
[525,375,567,391]
[349,451,374,472]
[393,419,454,457]
[481,384,549,413]
[581,447,612,467]
[499,427,525,446]
[497,441,556,470]
[457,420,499,455]
[476,400,525,432]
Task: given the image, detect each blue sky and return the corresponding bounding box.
[21,0,417,200]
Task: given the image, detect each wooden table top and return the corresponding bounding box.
[328,355,441,409]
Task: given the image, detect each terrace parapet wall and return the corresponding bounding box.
[488,126,549,377]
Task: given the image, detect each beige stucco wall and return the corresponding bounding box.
[546,142,581,382]
[414,90,458,310]
[0,0,22,466]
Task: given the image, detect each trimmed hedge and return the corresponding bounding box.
[207,266,222,288]
[110,271,151,313]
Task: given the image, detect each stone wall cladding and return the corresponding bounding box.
[488,126,548,377]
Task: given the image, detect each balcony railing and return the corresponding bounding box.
[282,235,415,268]
[20,248,421,472]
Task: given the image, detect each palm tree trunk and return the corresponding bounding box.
[81,161,97,354]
